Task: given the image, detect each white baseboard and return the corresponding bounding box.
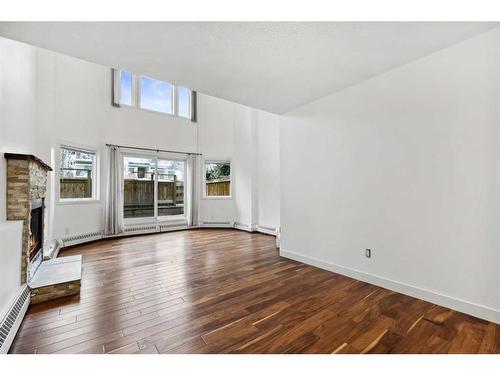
[233,223,278,236]
[234,222,256,232]
[280,248,500,325]
[255,225,277,236]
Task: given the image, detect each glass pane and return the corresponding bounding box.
[177,86,191,118]
[60,148,94,199]
[120,70,133,106]
[140,76,173,114]
[123,156,155,219]
[205,162,231,197]
[158,159,185,216]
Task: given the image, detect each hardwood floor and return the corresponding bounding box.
[9,229,500,354]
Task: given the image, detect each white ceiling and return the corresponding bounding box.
[0,22,498,113]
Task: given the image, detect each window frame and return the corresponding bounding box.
[113,69,195,122]
[202,159,232,200]
[122,151,188,225]
[57,143,99,204]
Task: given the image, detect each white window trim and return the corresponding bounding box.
[202,159,232,200]
[57,142,100,204]
[123,151,188,225]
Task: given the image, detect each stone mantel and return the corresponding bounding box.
[4,153,53,172]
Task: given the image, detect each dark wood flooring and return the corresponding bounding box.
[9,229,500,354]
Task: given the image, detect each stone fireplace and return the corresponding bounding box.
[5,153,51,283]
[5,153,82,305]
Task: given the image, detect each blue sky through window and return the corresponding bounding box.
[178,86,191,118]
[140,76,173,114]
[120,71,132,105]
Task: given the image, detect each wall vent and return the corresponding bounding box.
[61,231,103,247]
[0,285,30,354]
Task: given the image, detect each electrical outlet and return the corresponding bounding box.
[65,227,70,235]
[365,249,371,258]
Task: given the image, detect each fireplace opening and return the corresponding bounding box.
[29,198,44,262]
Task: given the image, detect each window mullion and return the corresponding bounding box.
[172,85,177,116]
[154,156,159,221]
[134,74,140,108]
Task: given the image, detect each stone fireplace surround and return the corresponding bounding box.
[5,153,81,304]
[5,153,51,283]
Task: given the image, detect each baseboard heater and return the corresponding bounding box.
[124,224,158,235]
[57,222,276,250]
[159,221,188,232]
[0,285,30,354]
[199,221,234,228]
[61,230,104,247]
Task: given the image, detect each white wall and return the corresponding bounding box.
[0,39,39,317]
[0,37,38,222]
[198,94,236,224]
[0,36,280,242]
[0,221,23,319]
[280,28,500,323]
[197,92,281,231]
[256,111,280,231]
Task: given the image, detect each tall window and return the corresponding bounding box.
[123,155,185,221]
[123,156,155,219]
[59,146,96,200]
[120,70,133,106]
[204,161,231,198]
[113,69,196,121]
[177,86,191,119]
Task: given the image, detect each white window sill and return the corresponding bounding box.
[157,215,186,222]
[202,196,233,200]
[117,103,193,122]
[124,216,187,226]
[57,199,101,206]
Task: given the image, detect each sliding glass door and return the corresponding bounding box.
[123,156,155,220]
[123,154,186,223]
[157,159,185,217]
